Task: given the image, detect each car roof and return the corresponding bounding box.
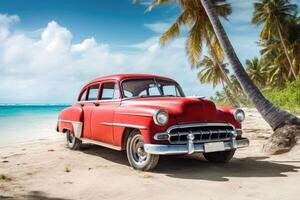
[87,73,175,85]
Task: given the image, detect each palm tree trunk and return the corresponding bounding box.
[276,22,297,79]
[200,0,300,154]
[204,30,242,106]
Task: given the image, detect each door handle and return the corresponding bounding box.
[94,102,100,106]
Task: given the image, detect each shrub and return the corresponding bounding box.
[265,76,300,114]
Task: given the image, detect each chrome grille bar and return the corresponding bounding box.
[166,123,235,144]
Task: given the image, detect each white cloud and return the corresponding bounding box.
[227,0,256,23]
[0,14,19,40]
[39,21,73,53]
[0,14,211,104]
[71,37,97,52]
[144,22,170,33]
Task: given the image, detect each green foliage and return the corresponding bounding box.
[252,0,298,40]
[253,0,300,81]
[213,76,300,115]
[246,57,268,88]
[265,76,300,114]
[214,0,300,109]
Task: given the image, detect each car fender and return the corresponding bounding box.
[113,105,177,146]
[57,105,83,138]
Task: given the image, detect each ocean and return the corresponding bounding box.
[0,105,69,144]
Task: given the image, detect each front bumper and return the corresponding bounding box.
[144,138,249,155]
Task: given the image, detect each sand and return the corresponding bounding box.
[0,108,299,200]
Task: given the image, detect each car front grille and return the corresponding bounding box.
[168,124,234,144]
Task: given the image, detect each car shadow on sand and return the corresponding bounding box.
[156,154,300,181]
[80,144,128,165]
[0,191,70,200]
[80,144,300,182]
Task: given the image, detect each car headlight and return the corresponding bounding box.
[233,109,245,122]
[153,109,169,126]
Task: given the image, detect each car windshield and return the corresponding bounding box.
[121,78,185,98]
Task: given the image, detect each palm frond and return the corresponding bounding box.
[186,21,203,67]
[160,22,180,45]
[144,0,173,12]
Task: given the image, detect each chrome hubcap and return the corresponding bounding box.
[131,136,148,164]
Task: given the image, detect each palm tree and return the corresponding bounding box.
[213,90,235,106]
[284,16,300,75]
[197,55,239,105]
[258,16,300,85]
[148,0,230,66]
[260,36,297,86]
[252,0,298,79]
[246,57,267,88]
[197,55,229,88]
[146,0,300,154]
[146,0,241,104]
[261,42,291,86]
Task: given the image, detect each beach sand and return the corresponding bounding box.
[0,108,299,200]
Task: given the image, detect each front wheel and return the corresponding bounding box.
[126,130,159,171]
[203,149,236,163]
[66,130,82,150]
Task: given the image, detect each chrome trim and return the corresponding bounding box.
[187,133,195,154]
[231,130,238,148]
[119,112,152,117]
[77,99,121,104]
[82,139,121,151]
[236,138,249,148]
[58,120,83,138]
[166,123,235,133]
[156,123,236,145]
[144,138,249,155]
[187,96,205,99]
[154,133,169,141]
[101,122,147,130]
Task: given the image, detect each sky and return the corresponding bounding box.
[0,0,299,104]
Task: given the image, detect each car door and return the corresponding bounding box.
[80,84,100,139]
[90,81,121,144]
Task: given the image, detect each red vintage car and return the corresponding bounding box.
[57,74,249,171]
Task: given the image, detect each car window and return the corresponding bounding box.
[101,82,120,100]
[138,90,147,96]
[148,86,160,96]
[87,84,99,101]
[162,85,180,96]
[121,78,184,98]
[124,90,133,98]
[79,89,87,101]
[113,84,120,99]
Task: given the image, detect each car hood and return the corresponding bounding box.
[121,97,228,124]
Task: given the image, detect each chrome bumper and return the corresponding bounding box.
[144,138,249,155]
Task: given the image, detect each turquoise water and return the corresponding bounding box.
[0,105,69,144]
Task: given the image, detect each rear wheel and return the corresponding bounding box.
[126,130,159,171]
[66,130,82,150]
[203,149,236,163]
